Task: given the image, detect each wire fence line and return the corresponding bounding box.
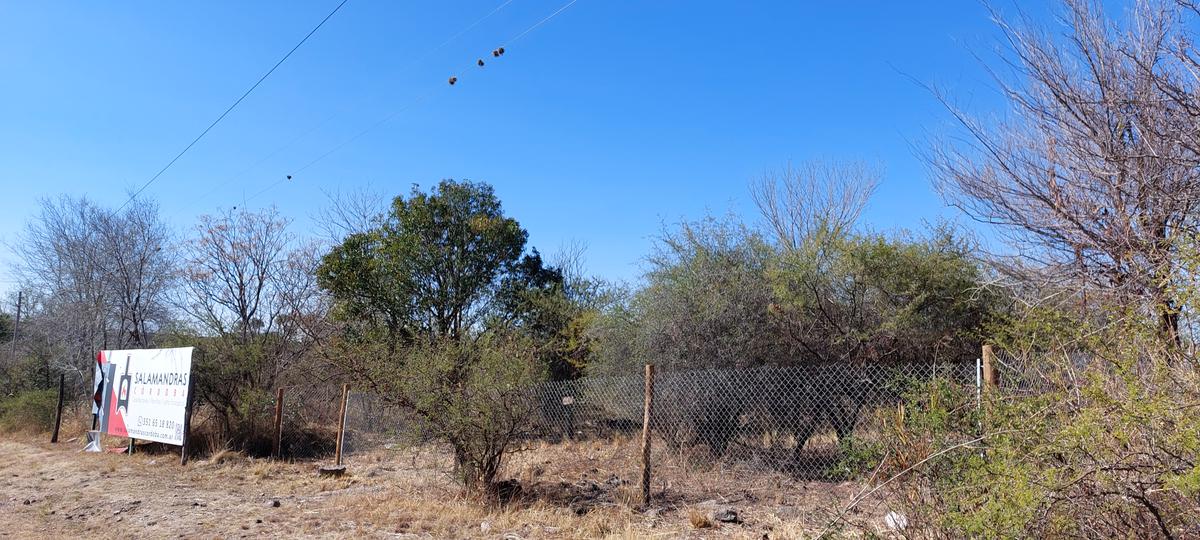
[530,362,977,479]
[321,360,981,480]
[56,358,982,481]
[276,384,345,458]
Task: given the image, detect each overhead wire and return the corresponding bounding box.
[243,0,582,206]
[116,0,351,212]
[418,0,517,66]
[192,109,340,207]
[199,0,518,208]
[504,0,577,45]
[244,92,436,202]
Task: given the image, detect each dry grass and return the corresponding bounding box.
[0,432,898,539]
[206,447,246,466]
[690,510,715,529]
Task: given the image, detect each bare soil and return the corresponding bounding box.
[0,434,895,539]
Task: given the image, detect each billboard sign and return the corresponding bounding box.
[95,347,194,446]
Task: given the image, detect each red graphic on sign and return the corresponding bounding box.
[106,368,128,437]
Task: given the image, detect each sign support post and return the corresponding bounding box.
[180,373,196,466]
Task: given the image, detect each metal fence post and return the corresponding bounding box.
[975,357,982,411]
[976,357,985,459]
[640,364,655,506]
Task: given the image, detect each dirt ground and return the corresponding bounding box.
[0,434,896,539]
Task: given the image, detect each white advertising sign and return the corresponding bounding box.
[94,347,194,446]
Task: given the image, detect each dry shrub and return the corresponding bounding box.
[183,408,337,460]
[206,448,246,466]
[689,510,714,529]
[864,314,1200,538]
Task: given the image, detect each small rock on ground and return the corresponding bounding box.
[712,508,741,524]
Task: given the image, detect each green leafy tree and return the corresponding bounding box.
[769,225,995,365]
[494,249,613,379]
[590,216,790,374]
[318,179,569,492]
[318,180,527,344]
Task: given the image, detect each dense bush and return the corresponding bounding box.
[870,314,1200,538]
[590,218,994,374]
[0,388,58,433]
[769,225,996,365]
[590,216,789,374]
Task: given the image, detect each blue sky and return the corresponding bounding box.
[0,1,1039,291]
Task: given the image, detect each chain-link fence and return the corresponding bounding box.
[528,361,977,480]
[275,384,344,458]
[270,385,419,460]
[269,361,979,481]
[341,390,416,456]
[990,347,1073,396]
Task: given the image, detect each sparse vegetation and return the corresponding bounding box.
[6,1,1200,538]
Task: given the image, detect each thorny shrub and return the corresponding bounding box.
[865,314,1200,539]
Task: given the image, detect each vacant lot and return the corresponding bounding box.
[0,435,895,539]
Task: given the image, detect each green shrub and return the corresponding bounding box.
[342,332,545,494]
[871,319,1200,539]
[0,388,58,433]
[828,435,886,479]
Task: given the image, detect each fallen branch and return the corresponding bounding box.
[816,430,1019,537]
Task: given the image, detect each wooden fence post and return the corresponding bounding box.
[640,364,655,506]
[180,374,196,466]
[334,383,350,467]
[982,344,998,390]
[50,373,65,443]
[272,387,285,459]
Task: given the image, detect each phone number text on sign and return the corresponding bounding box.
[136,417,177,430]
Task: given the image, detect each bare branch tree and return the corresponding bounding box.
[95,199,175,347]
[750,159,881,252]
[314,186,388,245]
[928,0,1200,345]
[181,207,292,344]
[179,207,326,435]
[7,196,175,386]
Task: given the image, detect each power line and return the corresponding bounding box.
[418,0,517,66]
[192,109,340,207]
[505,0,576,45]
[243,93,435,203]
[244,0,582,206]
[117,0,351,212]
[197,0,518,209]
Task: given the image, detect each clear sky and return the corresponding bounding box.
[0,1,1043,293]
